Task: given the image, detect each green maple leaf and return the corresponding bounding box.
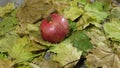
[68,20,77,31]
[69,31,93,54]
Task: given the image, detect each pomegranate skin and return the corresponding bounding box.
[40,13,69,43]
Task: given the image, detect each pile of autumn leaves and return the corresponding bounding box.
[0,0,120,68]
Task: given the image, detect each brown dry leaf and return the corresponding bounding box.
[86,44,120,68]
[30,56,60,68]
[16,23,29,35]
[40,60,60,68]
[17,0,65,23]
[0,59,14,68]
[26,41,47,52]
[86,27,108,48]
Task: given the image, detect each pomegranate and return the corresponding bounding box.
[40,13,69,43]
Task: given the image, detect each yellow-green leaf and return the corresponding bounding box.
[0,3,15,17]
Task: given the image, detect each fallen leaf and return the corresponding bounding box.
[49,39,82,67]
[103,20,120,42]
[17,0,65,23]
[0,59,14,68]
[86,43,120,68]
[86,27,108,48]
[0,3,15,17]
